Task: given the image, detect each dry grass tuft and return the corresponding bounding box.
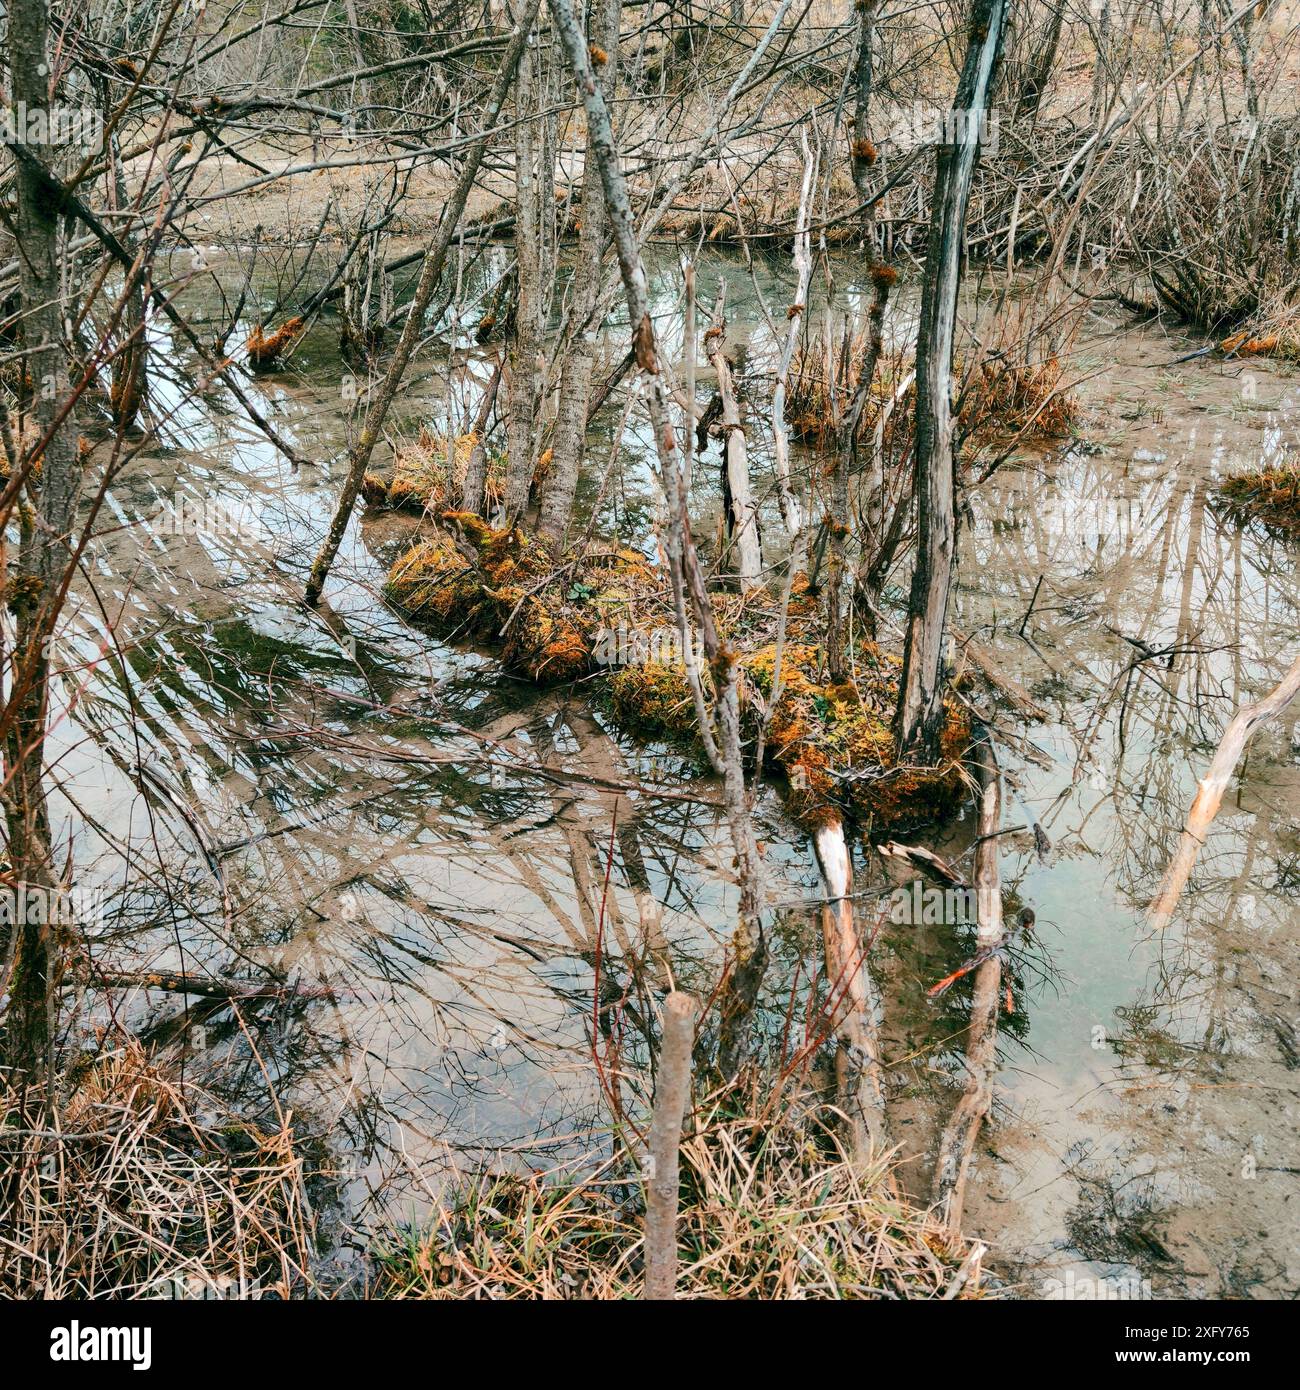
[370,1090,985,1300]
[1219,464,1300,537]
[362,429,505,515]
[0,1041,317,1299]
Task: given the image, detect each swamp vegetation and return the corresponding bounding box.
[0,0,1298,1302]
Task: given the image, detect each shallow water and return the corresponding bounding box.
[53,244,1298,1295]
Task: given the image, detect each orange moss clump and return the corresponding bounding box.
[870,264,898,291]
[1219,465,1300,537]
[743,643,970,831]
[385,516,654,685]
[246,316,306,369]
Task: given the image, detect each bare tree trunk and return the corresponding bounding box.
[1149,652,1300,929]
[932,733,1002,1233]
[1,0,79,1076]
[538,0,622,547]
[643,990,698,1300]
[303,0,539,606]
[895,0,1008,760]
[504,10,545,518]
[549,0,767,1056]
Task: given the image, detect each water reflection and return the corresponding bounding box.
[51,246,1300,1295]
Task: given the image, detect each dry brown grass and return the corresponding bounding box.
[784,334,1075,451]
[1219,464,1300,537]
[0,1040,317,1299]
[370,1088,987,1300]
[362,428,505,515]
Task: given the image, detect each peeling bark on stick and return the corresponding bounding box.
[705,316,762,589]
[461,356,505,513]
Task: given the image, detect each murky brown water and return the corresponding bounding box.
[57,245,1298,1296]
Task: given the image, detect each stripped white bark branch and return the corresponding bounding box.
[1149,652,1300,929]
[813,819,886,1159]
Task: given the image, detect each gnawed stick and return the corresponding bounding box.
[943,1240,988,1300]
[643,991,698,1300]
[813,818,887,1159]
[932,733,1002,1236]
[1148,652,1300,929]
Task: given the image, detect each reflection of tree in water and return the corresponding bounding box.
[1063,1144,1177,1274]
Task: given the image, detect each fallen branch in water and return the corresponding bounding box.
[878,840,967,887]
[76,967,335,1001]
[1148,651,1300,929]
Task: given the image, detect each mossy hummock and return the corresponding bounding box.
[385,511,655,684]
[385,513,971,833]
